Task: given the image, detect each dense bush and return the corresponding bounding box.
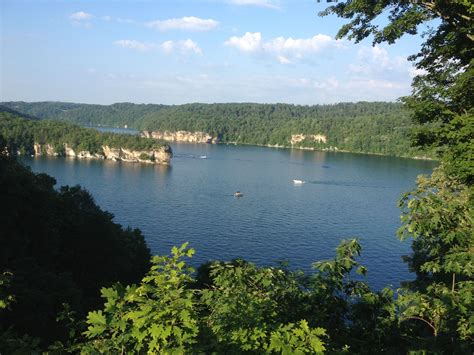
[0,155,151,348]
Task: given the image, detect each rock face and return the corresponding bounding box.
[34,143,57,156]
[32,143,172,164]
[290,134,327,145]
[142,130,220,144]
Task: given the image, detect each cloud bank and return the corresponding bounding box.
[225,32,345,63]
[228,0,280,10]
[114,39,202,55]
[146,16,219,31]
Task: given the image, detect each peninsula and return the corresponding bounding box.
[0,107,172,164]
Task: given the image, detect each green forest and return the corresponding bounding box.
[1,101,431,158]
[0,108,167,156]
[1,1,473,354]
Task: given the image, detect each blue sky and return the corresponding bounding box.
[1,0,427,105]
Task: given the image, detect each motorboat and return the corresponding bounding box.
[293,179,305,184]
[234,191,243,197]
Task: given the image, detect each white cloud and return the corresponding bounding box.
[357,46,391,68]
[160,39,202,55]
[146,16,219,31]
[70,11,93,27]
[114,39,202,55]
[277,55,291,64]
[350,44,423,81]
[114,40,155,51]
[70,11,93,21]
[225,32,262,52]
[142,72,399,104]
[102,15,136,24]
[180,39,202,54]
[409,67,428,78]
[228,0,280,10]
[263,34,343,53]
[225,32,345,63]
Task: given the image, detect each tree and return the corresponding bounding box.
[81,243,198,354]
[0,157,151,348]
[397,167,473,350]
[321,1,474,352]
[80,244,328,354]
[320,0,474,184]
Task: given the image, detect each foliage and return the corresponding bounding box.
[81,243,198,354]
[321,2,474,352]
[397,167,474,350]
[77,240,411,354]
[1,101,432,158]
[79,245,328,354]
[1,101,166,127]
[0,272,14,311]
[200,258,325,353]
[308,239,399,352]
[267,321,326,355]
[0,156,151,349]
[0,110,167,157]
[320,1,473,183]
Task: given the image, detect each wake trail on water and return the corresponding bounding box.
[306,180,394,189]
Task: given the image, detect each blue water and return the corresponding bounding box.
[21,144,437,289]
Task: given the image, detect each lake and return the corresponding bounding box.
[22,143,437,290]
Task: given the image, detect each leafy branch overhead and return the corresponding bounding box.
[321,0,474,184]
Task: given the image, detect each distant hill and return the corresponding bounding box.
[0,104,39,120]
[1,101,431,158]
[1,101,165,127]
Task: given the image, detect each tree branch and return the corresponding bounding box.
[401,316,438,337]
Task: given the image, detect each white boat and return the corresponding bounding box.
[293,179,305,184]
[199,155,207,159]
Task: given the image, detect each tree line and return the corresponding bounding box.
[1,101,431,158]
[0,108,167,156]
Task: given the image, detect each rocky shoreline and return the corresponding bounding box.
[141,129,435,160]
[32,143,172,164]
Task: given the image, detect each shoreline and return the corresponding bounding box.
[85,125,437,161]
[164,140,437,161]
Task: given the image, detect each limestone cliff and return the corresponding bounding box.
[290,134,327,145]
[32,143,172,164]
[142,130,221,144]
[34,143,57,156]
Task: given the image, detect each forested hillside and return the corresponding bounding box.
[1,101,430,157]
[0,155,151,350]
[1,101,166,128]
[0,109,167,156]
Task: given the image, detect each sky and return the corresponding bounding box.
[1,0,427,105]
